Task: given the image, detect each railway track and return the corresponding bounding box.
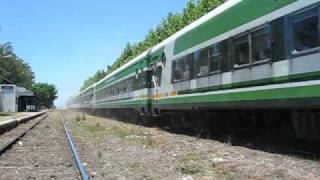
[0,111,89,180]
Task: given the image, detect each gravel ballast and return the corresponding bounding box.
[0,112,80,180]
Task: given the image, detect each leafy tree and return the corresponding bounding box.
[182,0,199,25]
[31,83,58,109]
[0,42,35,89]
[81,0,226,90]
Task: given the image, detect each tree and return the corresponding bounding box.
[0,42,35,89]
[31,83,58,109]
[182,0,199,25]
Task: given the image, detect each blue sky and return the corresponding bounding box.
[0,0,188,107]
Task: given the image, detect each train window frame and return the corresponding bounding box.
[181,56,191,81]
[233,24,272,69]
[209,43,222,74]
[197,47,210,77]
[171,59,182,83]
[233,32,250,68]
[251,25,272,63]
[290,5,320,56]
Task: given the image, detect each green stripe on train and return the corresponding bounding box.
[155,84,320,105]
[174,0,297,55]
[94,99,148,108]
[94,83,320,109]
[178,71,320,95]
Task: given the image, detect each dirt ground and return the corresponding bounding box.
[62,111,320,180]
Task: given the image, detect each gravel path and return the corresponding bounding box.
[63,111,320,180]
[0,112,80,180]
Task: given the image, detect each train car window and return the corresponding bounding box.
[172,60,182,82]
[127,77,133,92]
[234,33,250,66]
[186,53,195,79]
[118,83,122,95]
[198,48,209,76]
[115,84,119,95]
[104,89,108,97]
[181,57,191,80]
[139,71,147,89]
[291,7,320,53]
[209,43,222,72]
[155,66,162,86]
[121,82,124,94]
[112,86,115,95]
[133,74,140,91]
[161,53,166,66]
[103,89,107,98]
[123,81,127,93]
[113,84,117,95]
[120,81,125,94]
[251,25,272,62]
[107,87,109,96]
[144,71,149,88]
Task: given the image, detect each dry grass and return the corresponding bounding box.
[68,112,157,148]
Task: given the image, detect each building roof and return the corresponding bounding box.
[16,86,34,97]
[0,84,34,97]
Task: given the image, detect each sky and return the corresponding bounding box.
[0,0,188,107]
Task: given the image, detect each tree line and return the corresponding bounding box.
[0,42,57,109]
[81,0,225,91]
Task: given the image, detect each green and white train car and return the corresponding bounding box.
[68,0,320,141]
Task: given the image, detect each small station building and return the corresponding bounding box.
[0,77,37,112]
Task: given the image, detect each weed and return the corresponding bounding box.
[176,153,202,175]
[176,165,201,175]
[75,115,81,122]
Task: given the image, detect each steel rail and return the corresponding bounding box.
[0,113,48,155]
[59,112,90,180]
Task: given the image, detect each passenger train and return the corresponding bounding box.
[68,0,320,141]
